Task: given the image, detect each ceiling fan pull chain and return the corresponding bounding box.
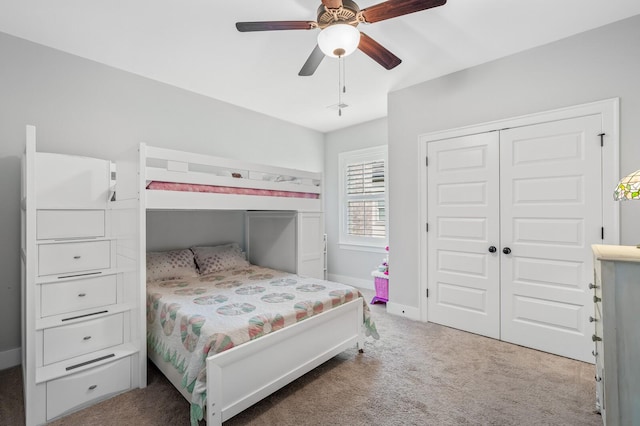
[342,55,347,94]
[338,56,343,116]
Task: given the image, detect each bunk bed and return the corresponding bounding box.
[120,144,323,212]
[115,144,377,426]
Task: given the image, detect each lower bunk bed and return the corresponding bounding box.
[145,244,378,425]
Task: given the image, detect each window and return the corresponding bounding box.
[339,146,388,248]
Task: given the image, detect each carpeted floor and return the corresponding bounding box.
[0,290,601,425]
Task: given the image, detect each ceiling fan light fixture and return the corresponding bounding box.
[317,23,360,58]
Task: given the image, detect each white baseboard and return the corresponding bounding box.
[386,302,421,321]
[327,273,373,291]
[0,347,21,370]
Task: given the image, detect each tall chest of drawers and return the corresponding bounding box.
[21,126,143,425]
[591,244,640,425]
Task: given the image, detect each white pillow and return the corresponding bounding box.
[191,243,250,275]
[146,249,199,282]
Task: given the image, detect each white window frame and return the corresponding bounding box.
[338,146,388,250]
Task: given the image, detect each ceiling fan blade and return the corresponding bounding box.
[358,32,401,70]
[360,0,446,24]
[236,21,316,32]
[299,45,325,76]
[321,0,343,8]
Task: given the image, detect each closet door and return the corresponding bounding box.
[499,115,602,363]
[427,132,501,339]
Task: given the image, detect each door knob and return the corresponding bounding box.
[488,246,497,253]
[502,247,511,254]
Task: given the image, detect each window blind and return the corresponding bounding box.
[346,160,386,238]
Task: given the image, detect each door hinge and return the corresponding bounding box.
[426,289,429,298]
[598,133,605,147]
[425,156,428,167]
[426,223,429,232]
[601,227,604,240]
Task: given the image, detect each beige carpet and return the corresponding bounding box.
[0,293,601,426]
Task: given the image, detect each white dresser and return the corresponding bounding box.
[21,126,143,425]
[591,244,640,425]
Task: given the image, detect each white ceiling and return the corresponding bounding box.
[1,1,639,133]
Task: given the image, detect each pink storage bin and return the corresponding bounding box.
[371,275,388,304]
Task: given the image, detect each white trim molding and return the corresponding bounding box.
[338,145,389,249]
[0,347,22,370]
[328,273,373,291]
[386,302,421,321]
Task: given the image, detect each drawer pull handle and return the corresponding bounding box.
[592,350,598,357]
[83,336,92,341]
[78,293,87,297]
[65,353,115,371]
[592,334,602,342]
[593,295,601,303]
[73,255,82,259]
[88,384,98,390]
[589,283,599,290]
[589,316,597,323]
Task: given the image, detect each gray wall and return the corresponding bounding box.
[146,211,246,252]
[0,32,324,362]
[387,15,640,310]
[324,117,388,288]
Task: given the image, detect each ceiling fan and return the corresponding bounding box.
[236,0,447,76]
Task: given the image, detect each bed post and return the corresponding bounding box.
[206,362,223,426]
[357,299,365,353]
[113,143,147,388]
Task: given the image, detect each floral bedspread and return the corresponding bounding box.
[146,265,378,425]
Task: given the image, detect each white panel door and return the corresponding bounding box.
[427,132,501,339]
[500,115,602,362]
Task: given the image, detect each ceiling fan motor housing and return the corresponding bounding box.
[317,0,360,29]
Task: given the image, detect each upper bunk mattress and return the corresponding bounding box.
[147,181,320,199]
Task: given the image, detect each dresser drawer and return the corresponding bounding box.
[594,305,603,342]
[38,240,111,276]
[46,356,131,421]
[595,337,604,374]
[595,360,604,413]
[593,267,602,300]
[40,275,117,318]
[43,314,123,365]
[37,210,105,240]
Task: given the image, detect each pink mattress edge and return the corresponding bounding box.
[146,181,320,199]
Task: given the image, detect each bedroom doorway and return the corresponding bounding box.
[420,99,619,363]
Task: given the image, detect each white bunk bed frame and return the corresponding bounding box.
[116,143,365,425]
[136,144,323,212]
